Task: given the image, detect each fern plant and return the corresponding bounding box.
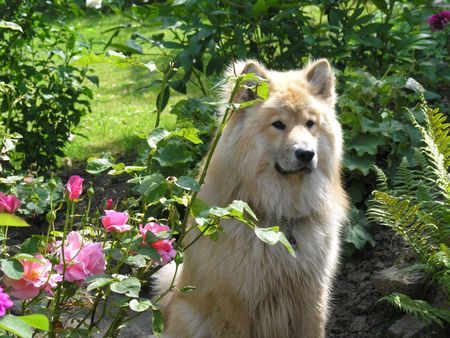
[367,93,450,326]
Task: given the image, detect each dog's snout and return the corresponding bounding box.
[295,149,315,163]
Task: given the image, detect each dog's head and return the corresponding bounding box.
[221,59,341,180]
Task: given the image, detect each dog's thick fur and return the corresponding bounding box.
[155,59,349,338]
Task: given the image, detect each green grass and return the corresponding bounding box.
[63,12,191,162]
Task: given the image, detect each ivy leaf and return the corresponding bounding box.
[110,277,141,298]
[129,298,153,312]
[1,259,23,280]
[0,315,32,338]
[254,226,296,257]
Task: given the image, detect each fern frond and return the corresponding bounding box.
[368,191,437,260]
[371,165,388,192]
[425,107,450,168]
[382,293,450,326]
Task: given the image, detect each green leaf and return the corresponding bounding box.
[126,255,147,268]
[87,277,115,291]
[12,254,43,263]
[137,246,161,261]
[0,21,23,32]
[254,226,296,257]
[18,314,49,331]
[175,176,200,192]
[1,259,23,280]
[171,128,203,144]
[137,174,167,201]
[0,214,30,227]
[154,142,192,167]
[86,157,115,174]
[73,52,145,68]
[344,153,374,175]
[152,309,164,337]
[110,277,141,298]
[147,128,171,149]
[0,315,33,338]
[129,298,153,312]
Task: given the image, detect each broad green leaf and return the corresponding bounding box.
[154,142,192,167]
[190,198,209,218]
[175,176,200,192]
[86,157,115,174]
[73,52,145,68]
[254,226,296,257]
[0,214,30,227]
[87,277,115,291]
[1,259,23,280]
[0,21,23,32]
[171,128,203,144]
[18,314,49,331]
[0,315,32,338]
[137,246,161,261]
[228,200,258,222]
[110,277,141,298]
[152,309,164,337]
[137,174,167,201]
[126,255,147,268]
[129,298,152,312]
[147,128,171,149]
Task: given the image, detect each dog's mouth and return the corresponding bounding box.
[275,163,313,176]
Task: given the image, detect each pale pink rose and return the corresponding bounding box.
[54,232,106,284]
[151,239,176,265]
[101,210,131,233]
[0,287,13,316]
[0,193,21,214]
[66,175,84,201]
[3,255,62,300]
[138,222,170,242]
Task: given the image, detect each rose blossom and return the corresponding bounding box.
[66,175,84,201]
[139,222,175,265]
[101,210,131,233]
[0,287,13,316]
[106,198,113,210]
[54,232,106,284]
[0,193,21,214]
[3,255,62,300]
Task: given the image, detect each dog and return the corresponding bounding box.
[154,59,349,338]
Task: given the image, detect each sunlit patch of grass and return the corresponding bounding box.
[63,11,185,162]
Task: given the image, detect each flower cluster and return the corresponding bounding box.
[0,193,20,214]
[3,255,62,300]
[427,10,450,31]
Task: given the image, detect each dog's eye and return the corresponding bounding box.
[272,121,286,130]
[306,120,315,128]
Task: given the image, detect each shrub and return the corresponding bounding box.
[0,0,94,170]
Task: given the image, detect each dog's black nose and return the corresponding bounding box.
[295,149,315,163]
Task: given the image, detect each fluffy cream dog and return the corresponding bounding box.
[155,59,349,338]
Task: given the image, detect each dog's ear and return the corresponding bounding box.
[234,60,268,103]
[304,59,336,105]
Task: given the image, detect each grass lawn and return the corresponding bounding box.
[63,11,199,162]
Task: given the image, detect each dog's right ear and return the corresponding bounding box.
[226,60,268,103]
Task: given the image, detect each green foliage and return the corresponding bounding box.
[0,0,93,170]
[368,100,450,325]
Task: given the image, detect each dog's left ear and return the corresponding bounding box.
[305,59,336,105]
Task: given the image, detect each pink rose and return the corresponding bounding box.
[0,193,21,214]
[139,222,175,265]
[3,255,62,300]
[151,239,176,265]
[66,175,84,201]
[54,232,106,284]
[0,287,13,317]
[139,222,170,242]
[101,210,131,233]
